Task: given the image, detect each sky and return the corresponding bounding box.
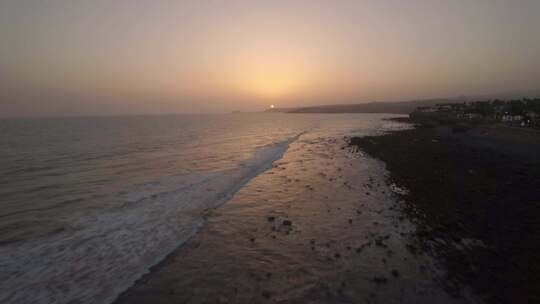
[1,0,540,117]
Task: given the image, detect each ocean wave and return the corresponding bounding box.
[0,134,300,304]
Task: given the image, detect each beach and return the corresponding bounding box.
[114,126,476,303]
[350,119,540,303]
[4,114,537,303]
[1,114,433,304]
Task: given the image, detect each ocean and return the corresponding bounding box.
[0,113,406,304]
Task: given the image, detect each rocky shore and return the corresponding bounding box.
[349,118,540,303]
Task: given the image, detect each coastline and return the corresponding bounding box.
[349,118,540,303]
[114,128,470,304]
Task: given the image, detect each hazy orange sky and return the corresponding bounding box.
[1,0,540,116]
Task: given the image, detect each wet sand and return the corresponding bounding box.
[350,119,540,303]
[114,132,475,304]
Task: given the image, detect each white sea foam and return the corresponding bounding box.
[0,113,408,304]
[0,135,298,304]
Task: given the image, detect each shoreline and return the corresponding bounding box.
[349,118,540,303]
[114,128,467,304]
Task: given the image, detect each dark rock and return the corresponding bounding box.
[373,276,388,284]
[375,239,385,247]
[406,244,417,254]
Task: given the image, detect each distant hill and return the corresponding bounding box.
[265,90,540,114]
[265,98,464,114]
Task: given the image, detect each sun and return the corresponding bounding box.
[270,104,275,109]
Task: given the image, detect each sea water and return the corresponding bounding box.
[0,113,406,304]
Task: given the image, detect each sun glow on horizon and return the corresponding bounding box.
[226,58,314,99]
[215,32,322,100]
[241,70,301,98]
[2,1,540,117]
